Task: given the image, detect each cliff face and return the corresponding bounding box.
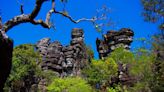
[36,28,88,77]
[96,28,134,59]
[0,31,13,92]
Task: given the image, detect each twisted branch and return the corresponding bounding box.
[2,0,49,33]
[1,0,97,33]
[54,10,97,23]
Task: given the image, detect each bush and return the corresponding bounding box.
[4,44,42,91]
[82,57,118,87]
[107,85,122,92]
[109,47,135,64]
[47,77,93,92]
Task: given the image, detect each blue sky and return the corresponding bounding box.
[0,0,159,58]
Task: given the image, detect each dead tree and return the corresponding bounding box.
[0,0,99,91]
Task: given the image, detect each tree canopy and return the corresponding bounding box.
[141,0,164,31]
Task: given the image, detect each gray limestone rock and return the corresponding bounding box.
[36,28,88,77]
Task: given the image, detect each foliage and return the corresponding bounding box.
[129,48,162,92]
[83,47,155,91]
[108,47,155,92]
[150,35,164,92]
[127,82,151,92]
[109,47,135,64]
[82,57,118,86]
[141,0,164,31]
[109,47,154,76]
[107,85,122,92]
[141,0,164,90]
[4,44,42,91]
[47,77,93,92]
[2,44,162,92]
[2,39,163,92]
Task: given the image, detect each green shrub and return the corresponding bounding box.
[109,47,135,64]
[47,77,93,92]
[82,57,118,86]
[4,44,42,91]
[107,85,122,92]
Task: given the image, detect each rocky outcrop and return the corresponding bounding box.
[96,28,135,87]
[96,28,134,59]
[117,63,137,86]
[109,63,137,87]
[0,31,13,92]
[36,28,88,77]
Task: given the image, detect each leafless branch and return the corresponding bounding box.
[2,0,49,33]
[54,10,97,23]
[1,0,98,33]
[45,0,55,27]
[30,19,50,28]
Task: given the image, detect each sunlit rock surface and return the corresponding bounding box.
[96,28,134,59]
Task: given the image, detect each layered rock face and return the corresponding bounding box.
[36,28,88,77]
[96,28,134,59]
[0,31,13,92]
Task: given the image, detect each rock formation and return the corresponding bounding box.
[96,28,134,59]
[0,31,13,92]
[36,28,88,77]
[96,28,136,87]
[109,63,137,87]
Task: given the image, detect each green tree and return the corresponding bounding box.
[127,48,154,92]
[82,57,118,90]
[150,35,164,92]
[4,44,42,92]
